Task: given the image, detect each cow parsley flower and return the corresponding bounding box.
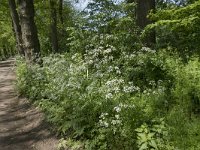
[114,106,121,112]
[115,115,120,119]
[106,93,113,99]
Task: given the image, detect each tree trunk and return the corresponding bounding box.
[50,0,59,53]
[137,0,155,47]
[17,0,40,62]
[135,0,155,29]
[59,0,64,24]
[8,0,25,56]
[128,0,156,47]
[3,45,8,58]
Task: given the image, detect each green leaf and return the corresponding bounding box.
[139,142,148,150]
[149,140,158,149]
[138,133,148,142]
[147,133,155,139]
[136,128,144,133]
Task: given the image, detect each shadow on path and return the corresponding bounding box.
[0,59,58,150]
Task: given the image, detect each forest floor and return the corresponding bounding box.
[0,59,59,150]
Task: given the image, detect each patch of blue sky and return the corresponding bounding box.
[72,0,91,10]
[72,0,124,11]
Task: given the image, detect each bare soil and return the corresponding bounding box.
[0,59,59,150]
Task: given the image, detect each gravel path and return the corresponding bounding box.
[0,59,59,150]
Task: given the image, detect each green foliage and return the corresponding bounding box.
[0,0,17,59]
[68,0,140,56]
[159,55,200,150]
[57,138,84,150]
[16,44,172,149]
[146,0,200,59]
[172,58,200,114]
[135,119,174,150]
[34,0,75,55]
[16,56,47,99]
[14,0,200,149]
[16,46,200,149]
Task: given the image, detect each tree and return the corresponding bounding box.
[17,0,40,62]
[59,0,64,24]
[128,0,156,47]
[149,0,200,58]
[85,0,122,34]
[50,0,59,53]
[8,0,24,56]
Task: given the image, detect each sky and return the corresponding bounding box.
[73,0,124,10]
[73,0,90,10]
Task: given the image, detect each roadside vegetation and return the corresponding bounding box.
[1,0,200,149]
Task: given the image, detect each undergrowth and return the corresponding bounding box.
[14,0,200,149]
[16,40,200,150]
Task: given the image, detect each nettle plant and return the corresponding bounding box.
[135,119,174,150]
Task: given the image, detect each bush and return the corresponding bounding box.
[164,56,200,150]
[146,1,200,59]
[16,45,172,149]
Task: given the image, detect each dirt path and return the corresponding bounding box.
[0,59,59,150]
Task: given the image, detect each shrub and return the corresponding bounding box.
[16,45,172,149]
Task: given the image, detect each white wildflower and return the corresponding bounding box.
[114,87,120,93]
[111,120,117,125]
[103,122,109,127]
[108,66,113,72]
[115,115,120,119]
[99,120,109,127]
[114,66,119,70]
[106,93,113,99]
[108,56,114,60]
[88,60,93,65]
[99,113,108,119]
[114,106,121,112]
